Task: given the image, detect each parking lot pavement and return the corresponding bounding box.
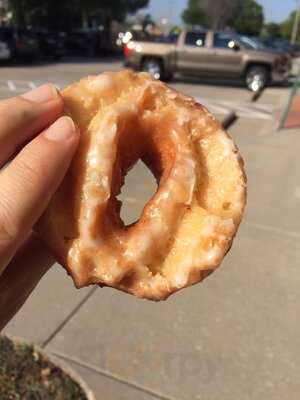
[0,60,287,128]
[5,60,300,399]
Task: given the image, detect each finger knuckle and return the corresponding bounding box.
[15,156,44,187]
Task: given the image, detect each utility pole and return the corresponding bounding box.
[291,0,300,44]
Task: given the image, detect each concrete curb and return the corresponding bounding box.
[51,349,174,400]
[1,334,96,400]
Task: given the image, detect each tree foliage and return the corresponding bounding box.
[231,0,264,36]
[281,11,299,41]
[181,0,207,27]
[9,0,149,29]
[182,0,264,35]
[10,0,82,29]
[182,0,237,29]
[202,0,238,30]
[262,22,282,38]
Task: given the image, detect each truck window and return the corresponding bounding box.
[213,33,234,49]
[238,35,265,50]
[185,32,206,47]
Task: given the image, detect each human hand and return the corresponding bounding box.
[0,85,79,330]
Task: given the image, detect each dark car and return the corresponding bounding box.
[64,30,99,57]
[0,27,39,61]
[31,29,66,60]
[261,37,296,56]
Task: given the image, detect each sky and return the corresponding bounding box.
[145,0,298,25]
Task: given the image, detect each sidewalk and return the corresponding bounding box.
[5,88,300,400]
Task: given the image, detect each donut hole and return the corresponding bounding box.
[118,160,157,226]
[107,112,177,231]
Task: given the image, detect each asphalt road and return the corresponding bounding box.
[4,59,300,400]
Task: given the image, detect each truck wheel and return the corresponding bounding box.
[245,65,269,92]
[142,58,164,80]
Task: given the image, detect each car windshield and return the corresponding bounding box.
[238,35,266,50]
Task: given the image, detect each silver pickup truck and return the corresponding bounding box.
[124,29,291,91]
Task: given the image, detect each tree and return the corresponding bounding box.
[9,0,83,29]
[230,0,264,36]
[9,0,149,30]
[182,0,264,34]
[262,22,282,38]
[201,0,238,30]
[182,0,207,27]
[182,0,237,29]
[281,11,299,41]
[91,0,149,46]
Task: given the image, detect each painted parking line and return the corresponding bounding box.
[28,81,37,89]
[6,80,39,91]
[196,97,274,120]
[0,79,275,120]
[7,80,16,91]
[0,79,64,93]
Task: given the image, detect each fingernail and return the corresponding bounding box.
[44,116,76,142]
[22,84,58,103]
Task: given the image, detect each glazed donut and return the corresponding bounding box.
[38,70,246,301]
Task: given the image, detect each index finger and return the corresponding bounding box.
[0,116,79,273]
[0,84,63,167]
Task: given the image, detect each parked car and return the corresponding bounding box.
[124,29,291,91]
[0,27,39,61]
[31,29,66,60]
[261,37,296,56]
[0,39,11,60]
[64,30,100,57]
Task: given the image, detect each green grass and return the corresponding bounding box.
[0,335,87,400]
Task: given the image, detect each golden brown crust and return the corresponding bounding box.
[37,70,246,301]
